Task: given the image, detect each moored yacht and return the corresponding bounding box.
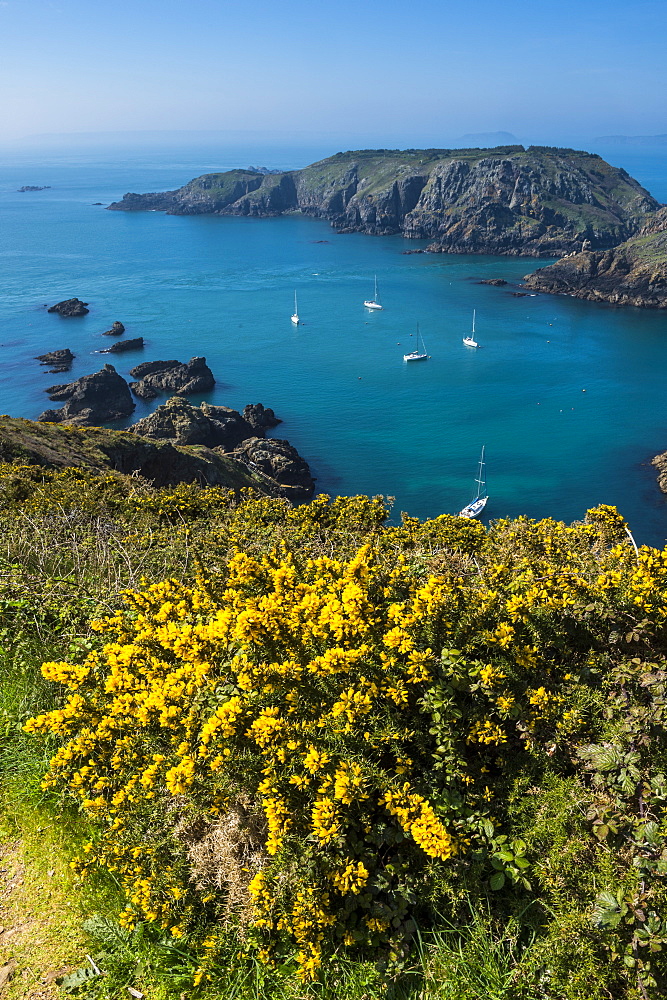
[463,309,480,348]
[364,275,383,310]
[403,324,428,362]
[458,446,489,518]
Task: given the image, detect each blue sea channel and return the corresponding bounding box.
[1,141,667,544]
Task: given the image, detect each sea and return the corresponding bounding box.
[1,139,667,545]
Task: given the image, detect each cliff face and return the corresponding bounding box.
[107,146,659,256]
[523,207,667,307]
[0,417,271,494]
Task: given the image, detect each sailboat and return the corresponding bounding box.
[364,275,383,310]
[291,291,300,325]
[463,309,480,348]
[403,324,428,362]
[458,446,489,518]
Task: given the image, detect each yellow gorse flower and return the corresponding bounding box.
[23,499,667,979]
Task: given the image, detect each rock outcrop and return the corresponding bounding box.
[101,336,144,354]
[129,381,160,401]
[38,364,135,425]
[130,397,256,450]
[107,146,659,256]
[129,357,215,397]
[231,437,314,502]
[0,416,272,495]
[129,360,181,378]
[47,298,89,317]
[243,403,281,431]
[35,348,74,372]
[652,450,667,493]
[102,321,125,336]
[523,207,667,308]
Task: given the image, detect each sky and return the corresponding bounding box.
[1,0,667,148]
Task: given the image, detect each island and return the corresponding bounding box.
[17,185,51,192]
[107,145,658,257]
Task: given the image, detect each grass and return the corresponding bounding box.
[0,791,94,1000]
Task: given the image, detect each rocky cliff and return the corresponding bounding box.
[0,417,259,489]
[653,448,667,493]
[107,146,659,256]
[523,207,667,307]
[128,397,315,501]
[0,417,300,499]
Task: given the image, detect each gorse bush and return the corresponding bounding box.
[18,470,667,997]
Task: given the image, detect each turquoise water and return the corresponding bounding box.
[1,144,667,545]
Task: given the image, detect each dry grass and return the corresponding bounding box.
[179,798,267,925]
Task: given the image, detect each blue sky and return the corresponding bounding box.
[2,0,666,145]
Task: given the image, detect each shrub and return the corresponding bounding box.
[21,496,667,995]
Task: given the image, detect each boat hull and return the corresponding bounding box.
[364,300,383,310]
[403,352,428,362]
[458,496,488,518]
[291,315,299,325]
[463,337,479,348]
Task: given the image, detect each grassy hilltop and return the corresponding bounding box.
[108,145,659,256]
[3,455,667,999]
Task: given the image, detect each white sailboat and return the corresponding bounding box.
[463,309,480,348]
[403,324,428,362]
[291,291,300,325]
[364,275,383,310]
[458,446,489,518]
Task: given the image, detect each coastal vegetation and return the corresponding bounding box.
[107,145,658,257]
[3,454,667,999]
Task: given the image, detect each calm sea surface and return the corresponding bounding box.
[1,142,667,544]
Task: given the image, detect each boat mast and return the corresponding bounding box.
[294,290,298,313]
[473,445,485,500]
[417,322,425,352]
[472,309,476,335]
[374,274,379,301]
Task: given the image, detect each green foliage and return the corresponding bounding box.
[6,463,667,996]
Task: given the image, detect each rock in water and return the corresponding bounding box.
[129,381,160,401]
[130,396,255,450]
[231,437,315,502]
[102,321,125,336]
[243,403,281,430]
[47,298,89,316]
[130,357,215,396]
[653,450,667,493]
[101,337,144,354]
[38,364,135,425]
[35,348,74,369]
[129,360,181,378]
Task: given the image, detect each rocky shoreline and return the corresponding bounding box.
[522,208,667,308]
[32,339,314,501]
[107,145,658,257]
